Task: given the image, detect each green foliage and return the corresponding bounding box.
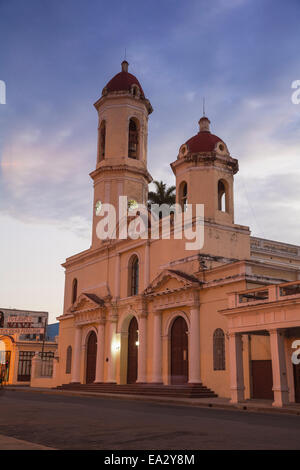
[148,180,176,206]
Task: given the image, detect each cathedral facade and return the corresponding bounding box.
[56,61,300,405]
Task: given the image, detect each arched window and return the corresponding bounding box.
[128,119,139,159]
[99,120,106,161]
[213,328,225,370]
[66,346,72,374]
[179,181,188,211]
[72,278,78,304]
[128,255,139,296]
[218,180,227,212]
[0,312,4,328]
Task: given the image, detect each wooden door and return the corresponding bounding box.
[293,363,300,403]
[127,317,138,384]
[86,331,97,384]
[171,317,188,385]
[251,360,274,399]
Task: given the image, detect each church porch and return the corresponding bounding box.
[221,280,300,407]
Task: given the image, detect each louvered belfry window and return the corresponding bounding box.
[128,119,139,159]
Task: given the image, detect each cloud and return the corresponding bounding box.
[0,118,94,238]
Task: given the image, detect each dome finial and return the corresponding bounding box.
[121,60,129,73]
[199,115,211,133]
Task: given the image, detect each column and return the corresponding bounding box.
[106,318,117,383]
[137,314,147,383]
[144,242,150,289]
[188,305,201,384]
[71,327,82,383]
[52,355,59,385]
[12,347,19,385]
[269,329,289,407]
[284,337,295,403]
[229,333,245,403]
[31,353,41,380]
[151,312,163,383]
[115,253,121,299]
[95,322,105,383]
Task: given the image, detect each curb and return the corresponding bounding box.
[4,386,300,416]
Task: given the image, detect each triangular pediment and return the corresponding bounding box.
[143,269,201,296]
[68,293,104,314]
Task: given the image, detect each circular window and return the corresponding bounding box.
[218,143,225,152]
[95,200,102,216]
[180,145,188,157]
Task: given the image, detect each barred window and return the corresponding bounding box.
[18,351,35,382]
[66,346,72,374]
[213,328,225,370]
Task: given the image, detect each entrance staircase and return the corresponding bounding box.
[56,382,217,398]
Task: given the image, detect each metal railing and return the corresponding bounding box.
[40,352,54,377]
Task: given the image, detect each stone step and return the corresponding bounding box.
[56,383,217,398]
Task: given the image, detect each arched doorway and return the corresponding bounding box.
[171,316,188,384]
[0,337,12,384]
[127,317,138,384]
[86,331,97,384]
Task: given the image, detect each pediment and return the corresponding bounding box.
[143,269,201,296]
[68,293,104,314]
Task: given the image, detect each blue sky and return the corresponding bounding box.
[0,0,300,322]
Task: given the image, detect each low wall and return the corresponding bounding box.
[30,376,56,388]
[30,354,58,388]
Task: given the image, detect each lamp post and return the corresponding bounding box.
[41,317,48,360]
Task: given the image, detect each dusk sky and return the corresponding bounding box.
[1,0,300,323]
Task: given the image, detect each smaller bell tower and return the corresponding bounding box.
[171,116,238,225]
[90,61,153,247]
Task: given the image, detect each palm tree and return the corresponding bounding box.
[148,180,176,206]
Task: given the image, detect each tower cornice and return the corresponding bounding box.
[171,152,239,175]
[90,163,153,184]
[94,90,153,115]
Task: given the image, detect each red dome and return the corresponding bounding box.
[185,131,224,153]
[104,63,145,98]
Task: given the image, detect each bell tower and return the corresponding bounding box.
[90,61,153,247]
[171,115,238,225]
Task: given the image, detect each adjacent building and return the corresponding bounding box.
[0,308,57,385]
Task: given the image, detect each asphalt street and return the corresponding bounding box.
[0,390,300,450]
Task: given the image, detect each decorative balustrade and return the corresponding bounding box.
[228,280,300,309]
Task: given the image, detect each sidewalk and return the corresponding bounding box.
[0,434,55,450]
[4,386,300,416]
